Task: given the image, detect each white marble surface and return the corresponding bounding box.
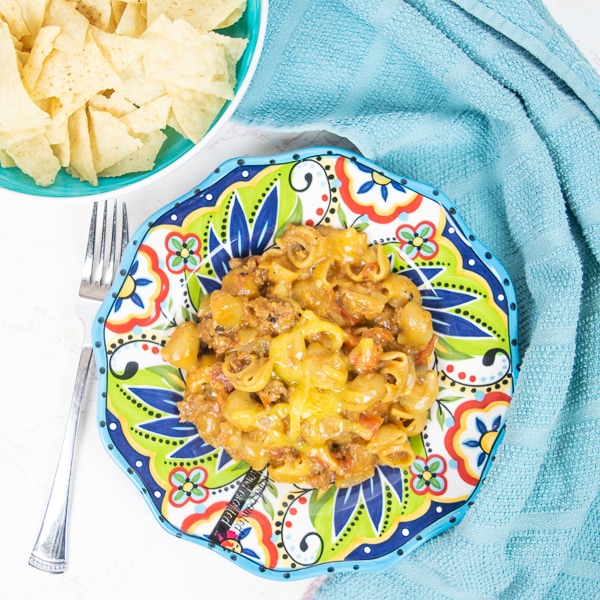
[0,3,597,599]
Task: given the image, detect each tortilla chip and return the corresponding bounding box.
[110,0,127,26]
[115,1,146,37]
[32,28,119,107]
[88,91,136,117]
[99,128,166,176]
[207,30,247,88]
[52,136,70,167]
[114,56,165,106]
[19,0,50,47]
[45,114,68,145]
[121,94,170,134]
[5,133,61,186]
[168,86,224,143]
[142,16,233,100]
[67,104,97,185]
[0,0,31,40]
[88,106,143,171]
[74,0,112,31]
[0,127,45,149]
[0,148,17,167]
[90,24,145,72]
[146,0,246,32]
[43,0,89,54]
[0,21,50,132]
[22,25,60,90]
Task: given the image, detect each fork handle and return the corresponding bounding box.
[29,345,94,574]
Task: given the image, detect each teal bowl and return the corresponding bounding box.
[0,0,267,198]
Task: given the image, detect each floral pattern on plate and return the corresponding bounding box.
[92,146,519,580]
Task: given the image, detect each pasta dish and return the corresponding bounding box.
[162,224,438,489]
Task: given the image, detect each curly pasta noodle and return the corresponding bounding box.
[162,224,438,489]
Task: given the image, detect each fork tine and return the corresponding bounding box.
[121,203,129,260]
[105,201,118,286]
[81,202,98,283]
[92,201,108,286]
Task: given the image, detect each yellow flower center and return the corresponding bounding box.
[223,540,242,553]
[412,236,424,247]
[372,172,391,186]
[182,481,194,493]
[422,470,432,482]
[180,248,190,259]
[480,430,498,455]
[118,274,135,299]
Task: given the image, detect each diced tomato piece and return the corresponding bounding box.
[415,334,437,365]
[359,413,384,436]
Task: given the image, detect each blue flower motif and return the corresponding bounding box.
[401,266,492,339]
[197,186,279,292]
[127,383,232,466]
[333,466,404,536]
[115,259,153,312]
[464,414,502,467]
[220,527,260,559]
[355,162,406,202]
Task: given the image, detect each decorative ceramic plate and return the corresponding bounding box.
[92,147,519,580]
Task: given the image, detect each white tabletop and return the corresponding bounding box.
[1,2,597,599]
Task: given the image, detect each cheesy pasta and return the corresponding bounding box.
[162,224,438,489]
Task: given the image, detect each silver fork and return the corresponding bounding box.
[29,200,129,574]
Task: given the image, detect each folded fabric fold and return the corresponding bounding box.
[236,0,600,597]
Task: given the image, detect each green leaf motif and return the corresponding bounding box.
[173,472,186,484]
[429,477,443,491]
[309,486,336,528]
[338,205,348,228]
[428,459,442,472]
[191,487,206,499]
[171,255,183,268]
[262,496,275,520]
[267,479,278,497]
[436,403,446,429]
[145,365,185,392]
[439,395,463,403]
[436,336,472,361]
[275,196,303,239]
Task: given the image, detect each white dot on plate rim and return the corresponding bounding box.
[206,193,213,201]
[498,294,505,301]
[468,259,476,266]
[242,170,249,177]
[448,227,455,234]
[154,491,162,498]
[363,547,371,554]
[109,423,117,431]
[135,460,143,468]
[170,214,177,221]
[402,528,410,536]
[436,506,443,513]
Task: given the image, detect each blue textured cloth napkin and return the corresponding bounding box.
[235,0,600,598]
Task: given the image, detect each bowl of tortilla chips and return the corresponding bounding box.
[0,0,267,197]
